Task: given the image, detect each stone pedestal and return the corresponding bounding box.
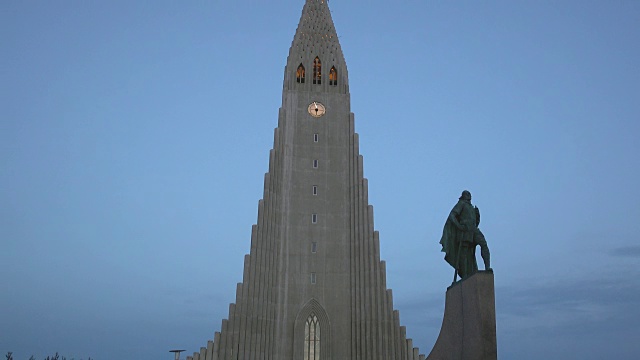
[426,271,497,360]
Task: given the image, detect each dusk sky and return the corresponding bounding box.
[2,1,640,359]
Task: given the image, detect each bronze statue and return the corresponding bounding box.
[440,190,491,282]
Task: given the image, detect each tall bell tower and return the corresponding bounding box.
[186,1,424,359]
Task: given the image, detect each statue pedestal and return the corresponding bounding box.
[427,271,497,360]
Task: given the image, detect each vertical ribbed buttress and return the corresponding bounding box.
[187,111,424,360]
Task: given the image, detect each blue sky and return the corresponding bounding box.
[2,1,639,359]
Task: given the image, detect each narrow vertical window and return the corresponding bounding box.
[329,66,337,86]
[297,64,305,83]
[312,214,317,223]
[310,273,317,284]
[313,159,318,168]
[313,57,322,85]
[304,314,320,360]
[314,133,319,142]
[311,242,318,253]
[312,186,318,195]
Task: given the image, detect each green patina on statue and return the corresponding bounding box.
[440,190,491,282]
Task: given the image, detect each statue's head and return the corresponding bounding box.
[459,190,472,201]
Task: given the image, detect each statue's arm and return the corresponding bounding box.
[448,203,465,230]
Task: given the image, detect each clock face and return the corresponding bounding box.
[308,102,326,118]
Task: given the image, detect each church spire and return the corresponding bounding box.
[178,2,431,359]
[284,0,348,93]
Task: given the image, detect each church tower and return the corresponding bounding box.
[187,1,424,359]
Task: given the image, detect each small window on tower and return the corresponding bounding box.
[313,185,318,195]
[312,214,317,223]
[313,159,318,168]
[313,57,322,85]
[297,64,305,83]
[311,242,318,253]
[311,273,317,284]
[314,133,319,142]
[329,66,338,86]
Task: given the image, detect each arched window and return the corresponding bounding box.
[304,314,320,360]
[294,300,329,360]
[313,57,322,85]
[297,64,305,83]
[329,67,337,86]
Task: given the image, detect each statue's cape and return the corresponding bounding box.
[439,217,459,269]
[440,220,480,277]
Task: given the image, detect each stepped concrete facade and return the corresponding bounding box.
[185,1,426,359]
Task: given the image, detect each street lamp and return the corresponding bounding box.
[169,349,186,360]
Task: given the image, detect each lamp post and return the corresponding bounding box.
[169,349,186,360]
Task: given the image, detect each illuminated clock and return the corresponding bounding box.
[307,101,326,118]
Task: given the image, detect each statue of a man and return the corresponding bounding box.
[440,190,491,281]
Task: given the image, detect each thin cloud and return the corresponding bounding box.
[498,273,639,321]
[610,246,640,258]
[495,272,640,358]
